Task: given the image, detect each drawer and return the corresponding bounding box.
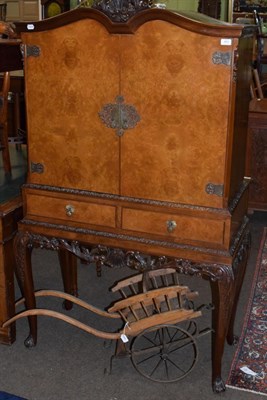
[122,208,225,245]
[26,193,116,228]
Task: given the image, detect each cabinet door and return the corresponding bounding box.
[23,19,120,194]
[120,20,232,208]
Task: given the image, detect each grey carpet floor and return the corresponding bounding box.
[0,212,266,400]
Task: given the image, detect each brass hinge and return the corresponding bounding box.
[205,183,224,197]
[20,44,41,59]
[212,51,231,66]
[30,162,44,174]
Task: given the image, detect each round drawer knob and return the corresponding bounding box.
[65,204,75,217]
[166,220,177,233]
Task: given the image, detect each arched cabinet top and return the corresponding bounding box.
[14,7,253,38]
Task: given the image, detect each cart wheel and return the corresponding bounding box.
[131,324,198,383]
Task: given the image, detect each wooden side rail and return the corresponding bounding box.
[111,267,181,298]
[15,289,120,319]
[2,287,201,340]
[2,308,122,340]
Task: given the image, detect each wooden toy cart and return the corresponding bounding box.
[3,268,212,383]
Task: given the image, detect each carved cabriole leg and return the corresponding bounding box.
[173,259,234,393]
[227,230,251,345]
[14,231,37,348]
[209,230,250,393]
[58,249,78,310]
[210,270,235,393]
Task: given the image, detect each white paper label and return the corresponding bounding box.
[220,38,232,46]
[120,334,129,343]
[27,24,35,30]
[240,366,258,376]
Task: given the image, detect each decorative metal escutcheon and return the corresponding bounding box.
[30,162,44,174]
[98,95,140,137]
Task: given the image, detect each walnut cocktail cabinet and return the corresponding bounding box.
[11,7,253,393]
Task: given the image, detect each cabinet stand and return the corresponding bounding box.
[11,223,250,393]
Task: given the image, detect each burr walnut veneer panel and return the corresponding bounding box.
[120,22,230,207]
[21,13,251,209]
[24,19,120,194]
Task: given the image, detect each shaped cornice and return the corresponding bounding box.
[15,7,245,38]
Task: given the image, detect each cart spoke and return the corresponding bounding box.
[164,359,170,380]
[148,357,164,378]
[132,344,161,361]
[141,332,161,348]
[168,336,196,355]
[165,326,179,342]
[135,349,161,366]
[167,355,187,374]
[131,324,198,383]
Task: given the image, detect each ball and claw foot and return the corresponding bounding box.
[227,333,239,346]
[24,334,36,348]
[213,377,226,393]
[231,335,239,345]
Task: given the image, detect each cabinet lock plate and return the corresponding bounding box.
[99,95,140,137]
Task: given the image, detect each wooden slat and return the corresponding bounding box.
[108,285,191,313]
[123,309,202,337]
[121,291,199,321]
[111,268,178,293]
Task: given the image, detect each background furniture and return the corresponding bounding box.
[246,98,267,212]
[0,70,26,144]
[0,71,11,173]
[232,1,267,24]
[0,37,26,344]
[233,11,267,22]
[250,67,267,99]
[0,195,23,344]
[0,38,22,72]
[0,139,27,344]
[5,0,39,22]
[0,2,7,20]
[13,7,253,393]
[252,9,267,78]
[0,37,25,173]
[234,0,267,13]
[198,0,221,19]
[41,0,69,18]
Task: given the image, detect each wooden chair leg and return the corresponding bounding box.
[1,121,11,174]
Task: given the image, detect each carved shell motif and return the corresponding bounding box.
[91,0,151,22]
